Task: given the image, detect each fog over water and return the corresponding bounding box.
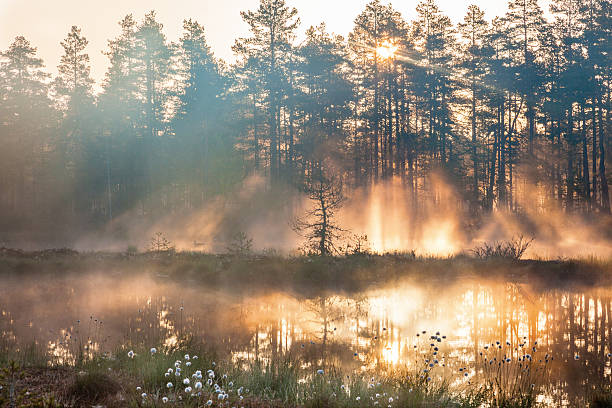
[2,269,611,406]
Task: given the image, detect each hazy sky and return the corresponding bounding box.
[0,0,545,84]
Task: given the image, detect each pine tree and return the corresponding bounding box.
[505,0,547,156]
[458,5,492,207]
[296,24,352,170]
[133,11,173,139]
[348,0,406,182]
[54,26,96,220]
[0,36,54,217]
[174,18,226,205]
[54,26,93,109]
[413,0,455,166]
[233,0,300,183]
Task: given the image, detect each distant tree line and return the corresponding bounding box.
[0,0,610,240]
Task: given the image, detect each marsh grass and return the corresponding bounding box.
[0,339,584,408]
[2,250,610,293]
[65,370,120,404]
[0,341,49,368]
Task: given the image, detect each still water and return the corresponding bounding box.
[1,271,611,406]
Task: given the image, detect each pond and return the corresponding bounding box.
[1,271,610,406]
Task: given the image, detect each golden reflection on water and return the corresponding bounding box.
[1,272,611,405]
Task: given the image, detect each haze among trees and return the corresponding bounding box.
[0,0,610,246]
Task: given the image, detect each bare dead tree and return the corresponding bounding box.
[293,167,346,256]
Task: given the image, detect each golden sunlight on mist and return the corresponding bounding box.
[420,219,459,256]
[343,175,465,256]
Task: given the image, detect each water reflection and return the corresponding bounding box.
[1,273,611,406]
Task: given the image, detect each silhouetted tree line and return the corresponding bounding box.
[0,0,610,240]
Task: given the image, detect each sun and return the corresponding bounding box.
[376,40,398,60]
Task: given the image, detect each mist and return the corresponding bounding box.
[0,0,609,258]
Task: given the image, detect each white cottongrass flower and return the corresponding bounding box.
[317,369,324,374]
[195,382,203,390]
[184,386,192,393]
[150,347,157,354]
[229,381,233,387]
[184,354,190,360]
[186,361,192,366]
[207,378,213,386]
[141,392,147,398]
[166,382,173,388]
[183,378,190,385]
[127,350,135,358]
[206,400,213,406]
[389,397,394,403]
[136,386,142,391]
[165,372,170,378]
[193,355,198,360]
[356,396,361,401]
[162,397,168,403]
[208,371,215,379]
[175,361,181,368]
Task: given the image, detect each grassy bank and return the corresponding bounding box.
[1,248,611,295]
[1,340,553,408]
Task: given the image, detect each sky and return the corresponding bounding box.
[0,0,546,84]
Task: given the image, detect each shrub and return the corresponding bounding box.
[65,371,120,405]
[472,235,533,260]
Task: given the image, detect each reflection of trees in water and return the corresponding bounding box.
[1,277,611,404]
